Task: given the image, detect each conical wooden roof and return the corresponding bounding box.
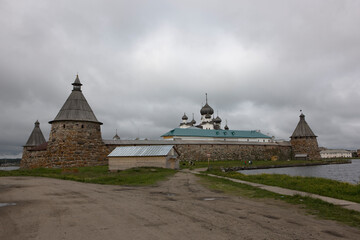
[49,75,102,124]
[291,113,317,138]
[24,120,46,147]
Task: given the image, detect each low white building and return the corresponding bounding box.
[161,127,273,143]
[320,149,352,159]
[108,145,179,171]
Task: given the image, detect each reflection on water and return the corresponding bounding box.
[0,166,20,171]
[0,203,16,208]
[239,159,360,184]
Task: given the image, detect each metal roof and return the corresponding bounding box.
[49,76,102,124]
[161,128,271,139]
[103,139,286,146]
[24,121,46,147]
[290,113,316,138]
[108,145,175,157]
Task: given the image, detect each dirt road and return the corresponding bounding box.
[1,172,359,240]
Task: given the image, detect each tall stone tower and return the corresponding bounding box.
[21,120,47,168]
[47,75,107,167]
[290,112,321,160]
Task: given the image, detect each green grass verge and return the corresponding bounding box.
[180,159,349,169]
[0,166,176,186]
[207,169,360,203]
[198,174,360,229]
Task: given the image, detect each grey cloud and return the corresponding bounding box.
[1,0,360,157]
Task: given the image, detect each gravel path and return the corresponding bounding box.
[1,172,360,240]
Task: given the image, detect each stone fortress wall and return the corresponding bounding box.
[22,140,292,168]
[290,137,321,160]
[21,121,109,169]
[20,76,319,169]
[21,146,49,169]
[105,140,292,163]
[46,121,108,167]
[175,143,292,161]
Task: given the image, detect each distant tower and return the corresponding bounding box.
[200,93,214,129]
[47,75,107,167]
[113,129,120,140]
[214,111,222,130]
[179,113,189,128]
[290,112,320,160]
[190,113,196,126]
[21,120,47,168]
[224,120,229,130]
[24,120,46,148]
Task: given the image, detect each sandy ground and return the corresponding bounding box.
[1,172,360,240]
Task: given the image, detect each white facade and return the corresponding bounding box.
[169,136,273,143]
[320,149,352,159]
[200,116,214,130]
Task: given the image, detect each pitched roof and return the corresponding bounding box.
[161,127,271,139]
[49,75,102,124]
[24,121,46,147]
[290,113,317,138]
[108,145,176,157]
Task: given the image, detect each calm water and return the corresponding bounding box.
[238,159,360,184]
[0,166,20,171]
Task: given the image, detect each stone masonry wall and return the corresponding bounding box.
[290,137,321,160]
[175,144,292,161]
[106,143,292,162]
[21,147,50,169]
[22,141,292,169]
[46,121,108,168]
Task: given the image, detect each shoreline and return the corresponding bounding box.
[222,159,352,172]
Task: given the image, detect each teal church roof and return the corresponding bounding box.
[161,128,271,139]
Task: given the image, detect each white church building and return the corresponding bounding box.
[162,94,273,143]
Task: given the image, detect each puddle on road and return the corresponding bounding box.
[203,198,216,201]
[201,196,227,201]
[0,203,16,207]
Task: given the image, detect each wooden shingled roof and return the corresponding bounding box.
[24,120,46,147]
[49,75,102,124]
[290,113,317,138]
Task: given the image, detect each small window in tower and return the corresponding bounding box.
[81,125,84,128]
[63,124,65,128]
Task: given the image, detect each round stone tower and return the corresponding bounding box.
[47,75,107,167]
[21,120,48,168]
[290,112,321,160]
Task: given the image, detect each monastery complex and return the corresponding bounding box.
[21,75,321,169]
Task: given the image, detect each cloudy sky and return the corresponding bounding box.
[1,0,360,158]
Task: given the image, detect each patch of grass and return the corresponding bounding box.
[198,174,280,199]
[0,166,176,186]
[207,170,360,203]
[198,174,360,229]
[180,159,349,169]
